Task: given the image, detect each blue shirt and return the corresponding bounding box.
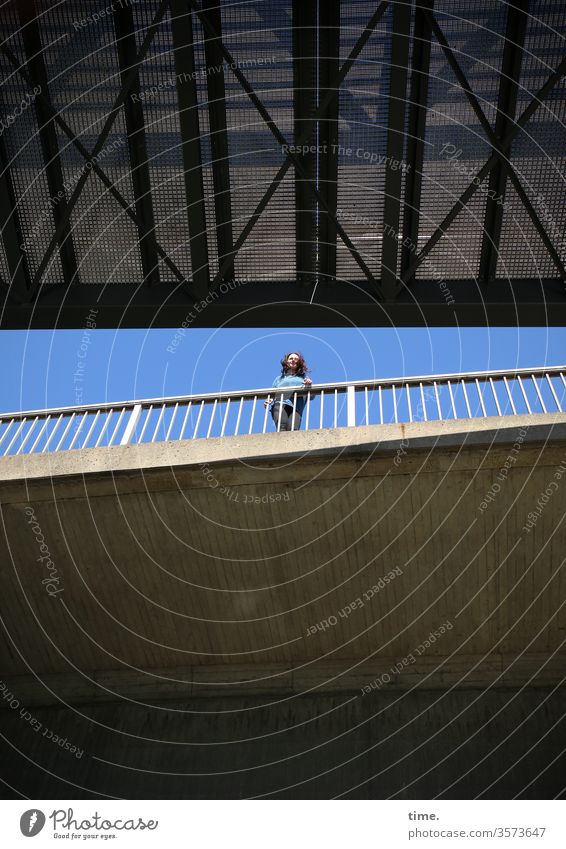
[271,374,308,413]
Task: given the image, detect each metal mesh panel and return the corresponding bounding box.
[189,10,221,279]
[417,0,506,281]
[0,12,64,287]
[1,0,564,302]
[56,122,146,284]
[132,3,192,283]
[33,0,144,284]
[218,0,295,281]
[496,0,566,279]
[0,240,9,286]
[496,183,553,280]
[336,1,392,281]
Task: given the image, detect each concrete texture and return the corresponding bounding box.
[1,689,565,799]
[1,414,565,798]
[1,411,565,483]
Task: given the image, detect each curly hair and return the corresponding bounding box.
[280,351,309,377]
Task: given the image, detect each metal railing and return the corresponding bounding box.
[0,366,565,457]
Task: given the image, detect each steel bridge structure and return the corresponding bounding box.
[0,0,565,328]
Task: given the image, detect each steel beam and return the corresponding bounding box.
[20,0,169,302]
[170,0,210,297]
[293,0,317,284]
[478,0,528,284]
[401,0,433,284]
[113,1,160,287]
[381,0,411,300]
[318,0,340,284]
[2,277,566,329]
[0,39,193,300]
[18,0,79,289]
[398,52,566,290]
[428,11,566,281]
[0,133,31,304]
[188,0,388,296]
[202,0,234,282]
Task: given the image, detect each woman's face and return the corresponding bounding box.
[286,353,300,370]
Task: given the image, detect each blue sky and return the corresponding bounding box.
[1,326,565,413]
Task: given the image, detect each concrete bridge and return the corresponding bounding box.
[1,368,566,798]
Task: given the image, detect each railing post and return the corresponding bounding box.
[120,404,142,445]
[347,385,356,426]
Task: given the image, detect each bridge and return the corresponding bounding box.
[1,0,566,328]
[1,365,566,798]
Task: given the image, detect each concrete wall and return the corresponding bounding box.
[1,689,565,799]
[2,414,566,799]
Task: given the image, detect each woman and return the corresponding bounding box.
[264,352,312,431]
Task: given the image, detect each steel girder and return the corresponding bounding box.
[0,0,564,328]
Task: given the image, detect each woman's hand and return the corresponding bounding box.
[303,378,312,386]
[264,396,273,408]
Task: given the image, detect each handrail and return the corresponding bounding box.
[1,366,565,456]
[1,365,565,421]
